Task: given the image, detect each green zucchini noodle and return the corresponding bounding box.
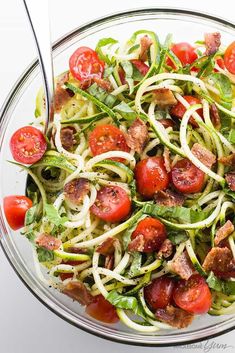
[12,29,235,332]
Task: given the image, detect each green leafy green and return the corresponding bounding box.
[44,204,68,227]
[128,252,142,277]
[87,83,117,108]
[121,61,134,94]
[128,44,140,54]
[37,247,54,262]
[207,272,235,295]
[156,33,172,74]
[95,37,118,64]
[228,129,235,144]
[122,213,144,250]
[168,230,188,245]
[208,73,232,109]
[113,101,137,120]
[132,65,144,81]
[25,205,38,227]
[106,290,144,317]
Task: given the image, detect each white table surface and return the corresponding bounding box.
[0,1,235,352]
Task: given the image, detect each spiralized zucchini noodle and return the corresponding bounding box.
[11,30,235,332]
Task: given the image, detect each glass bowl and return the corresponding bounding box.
[0,8,235,346]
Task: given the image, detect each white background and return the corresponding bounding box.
[0,1,235,352]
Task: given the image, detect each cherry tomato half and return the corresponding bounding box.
[170,96,203,127]
[69,46,105,81]
[131,217,167,253]
[144,276,175,309]
[171,158,205,194]
[224,41,235,74]
[135,157,169,199]
[85,294,119,324]
[131,59,149,76]
[4,195,33,230]
[90,186,131,223]
[10,126,47,164]
[214,57,225,72]
[88,124,130,162]
[167,42,198,69]
[173,274,212,314]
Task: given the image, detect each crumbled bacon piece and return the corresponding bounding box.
[210,103,221,130]
[155,305,194,329]
[61,126,77,151]
[226,172,235,191]
[169,251,195,280]
[54,72,72,113]
[157,239,174,259]
[154,189,185,207]
[204,32,221,55]
[104,255,114,270]
[36,233,61,251]
[159,119,175,129]
[126,118,149,154]
[139,35,153,62]
[163,148,171,173]
[154,88,177,107]
[128,234,145,252]
[191,143,216,168]
[64,178,90,205]
[63,281,93,305]
[202,247,234,273]
[214,220,234,246]
[93,76,112,92]
[219,154,235,167]
[96,238,116,256]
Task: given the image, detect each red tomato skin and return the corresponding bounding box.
[69,46,105,81]
[214,57,225,72]
[4,195,33,230]
[90,186,131,223]
[171,158,205,194]
[131,60,149,76]
[167,42,198,68]
[170,96,203,127]
[85,295,119,324]
[10,126,47,164]
[88,124,130,162]
[144,276,175,309]
[224,41,235,74]
[173,274,212,314]
[135,157,169,199]
[131,217,167,253]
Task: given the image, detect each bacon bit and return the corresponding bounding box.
[219,154,235,167]
[104,254,114,270]
[64,178,90,205]
[214,220,234,246]
[226,172,235,191]
[93,76,112,92]
[191,143,216,168]
[157,239,174,259]
[155,305,194,329]
[126,118,149,154]
[139,35,153,62]
[96,237,116,256]
[169,251,195,280]
[54,72,72,113]
[128,234,145,252]
[154,189,185,207]
[210,103,221,130]
[36,233,61,251]
[163,147,171,173]
[204,32,221,56]
[79,79,92,90]
[63,281,93,306]
[154,88,177,107]
[66,247,87,254]
[61,126,77,151]
[159,119,175,129]
[202,247,234,273]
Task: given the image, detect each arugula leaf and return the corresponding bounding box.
[25,205,38,227]
[44,204,68,227]
[113,101,136,120]
[87,83,117,108]
[206,271,235,295]
[208,73,232,109]
[106,290,144,317]
[37,247,54,262]
[125,272,151,295]
[121,61,134,94]
[168,230,188,245]
[95,37,118,64]
[156,33,172,74]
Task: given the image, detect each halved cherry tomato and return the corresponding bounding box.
[224,41,235,74]
[59,260,82,281]
[144,276,175,309]
[135,157,169,199]
[4,195,33,230]
[171,158,205,194]
[85,294,119,324]
[88,124,130,162]
[90,186,131,223]
[167,42,198,69]
[173,274,212,314]
[214,57,225,72]
[131,217,167,253]
[170,95,203,127]
[10,126,47,164]
[131,59,149,76]
[69,46,105,82]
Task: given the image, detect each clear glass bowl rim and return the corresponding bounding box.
[1,7,235,347]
